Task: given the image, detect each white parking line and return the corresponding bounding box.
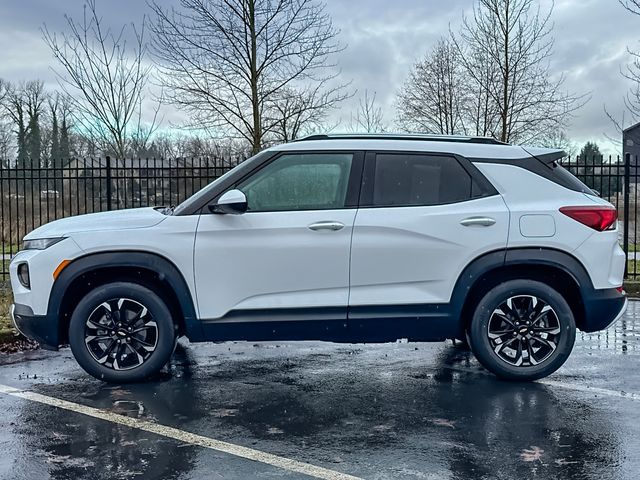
[444,365,640,401]
[538,380,640,401]
[0,384,362,480]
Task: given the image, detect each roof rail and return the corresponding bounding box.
[293,133,508,145]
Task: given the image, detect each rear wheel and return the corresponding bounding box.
[468,280,576,381]
[69,282,176,383]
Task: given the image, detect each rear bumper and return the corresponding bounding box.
[10,303,59,350]
[580,288,628,333]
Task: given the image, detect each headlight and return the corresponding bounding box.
[22,237,66,250]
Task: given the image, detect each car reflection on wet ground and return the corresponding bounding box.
[0,302,639,480]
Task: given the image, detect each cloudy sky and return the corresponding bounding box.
[0,0,637,154]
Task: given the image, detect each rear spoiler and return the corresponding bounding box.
[521,147,567,165]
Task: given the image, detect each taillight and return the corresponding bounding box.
[559,206,617,231]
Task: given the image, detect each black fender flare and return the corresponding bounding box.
[448,247,592,333]
[50,251,203,342]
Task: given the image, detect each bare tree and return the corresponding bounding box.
[350,90,385,133]
[0,121,11,164]
[270,84,345,142]
[42,0,158,159]
[0,79,8,105]
[605,1,640,140]
[1,81,46,168]
[461,41,502,137]
[24,81,46,165]
[397,39,467,135]
[149,0,347,154]
[452,0,586,143]
[537,129,576,156]
[0,79,12,162]
[620,0,640,13]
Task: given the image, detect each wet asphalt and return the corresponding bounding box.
[0,304,639,480]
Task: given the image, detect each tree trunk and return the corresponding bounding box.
[501,0,510,143]
[248,0,262,155]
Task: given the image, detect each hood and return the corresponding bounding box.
[24,207,167,240]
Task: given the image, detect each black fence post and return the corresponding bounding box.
[106,156,113,211]
[624,153,631,278]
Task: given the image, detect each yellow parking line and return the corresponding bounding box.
[0,384,362,480]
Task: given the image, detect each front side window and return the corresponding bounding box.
[371,153,478,207]
[237,153,353,212]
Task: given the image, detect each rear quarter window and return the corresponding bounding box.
[550,163,595,195]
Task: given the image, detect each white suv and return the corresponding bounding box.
[9,134,627,382]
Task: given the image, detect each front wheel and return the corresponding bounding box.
[69,282,176,383]
[468,280,576,381]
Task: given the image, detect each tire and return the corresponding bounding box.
[468,279,576,381]
[69,282,176,383]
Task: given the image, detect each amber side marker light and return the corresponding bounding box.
[53,259,71,280]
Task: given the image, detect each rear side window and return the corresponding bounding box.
[370,154,483,207]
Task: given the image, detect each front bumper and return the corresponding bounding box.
[10,303,59,350]
[581,288,628,333]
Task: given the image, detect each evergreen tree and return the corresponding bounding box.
[579,142,601,160]
[577,142,621,198]
[60,117,70,161]
[16,111,27,169]
[25,112,41,167]
[50,108,60,167]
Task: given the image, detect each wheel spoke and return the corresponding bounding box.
[86,318,108,331]
[513,340,524,367]
[85,334,112,344]
[494,313,515,328]
[129,333,157,352]
[533,326,561,335]
[494,336,517,354]
[531,305,552,326]
[95,339,118,364]
[526,341,538,366]
[488,329,513,340]
[132,320,157,333]
[530,335,557,352]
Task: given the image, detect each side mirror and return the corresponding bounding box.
[209,189,248,215]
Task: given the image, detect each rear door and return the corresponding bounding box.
[349,151,509,309]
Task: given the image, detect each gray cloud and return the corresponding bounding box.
[0,0,638,153]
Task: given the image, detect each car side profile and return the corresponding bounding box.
[9,134,627,382]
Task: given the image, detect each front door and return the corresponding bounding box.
[194,151,362,339]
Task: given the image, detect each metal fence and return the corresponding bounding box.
[0,155,639,281]
[1,157,240,280]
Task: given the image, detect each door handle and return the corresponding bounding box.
[308,221,345,231]
[460,217,496,227]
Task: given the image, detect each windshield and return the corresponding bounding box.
[172,151,270,215]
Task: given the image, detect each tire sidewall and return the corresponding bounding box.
[69,282,176,383]
[469,280,576,381]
